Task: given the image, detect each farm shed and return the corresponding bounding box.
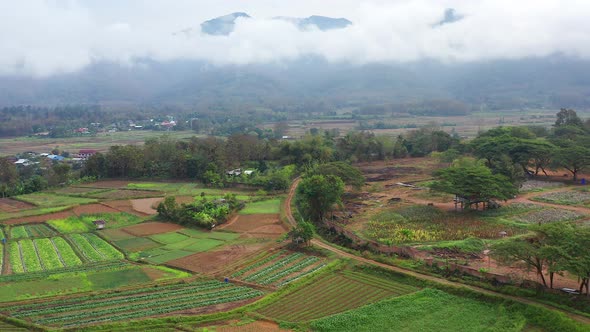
[93,220,106,230]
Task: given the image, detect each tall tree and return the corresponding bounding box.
[296,174,344,223]
[555,108,583,128]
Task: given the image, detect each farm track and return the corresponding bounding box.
[283,179,590,326]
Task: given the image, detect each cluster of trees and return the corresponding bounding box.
[432,109,590,207]
[156,194,243,229]
[471,109,590,182]
[0,157,79,198]
[492,223,590,293]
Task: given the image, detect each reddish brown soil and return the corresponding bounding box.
[2,211,74,225]
[121,222,184,236]
[141,266,169,280]
[72,203,120,216]
[0,198,35,212]
[221,214,282,233]
[76,180,134,189]
[101,200,147,216]
[162,298,261,318]
[167,243,267,274]
[91,189,164,200]
[216,321,290,332]
[131,198,163,215]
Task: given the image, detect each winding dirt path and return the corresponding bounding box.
[283,179,590,326]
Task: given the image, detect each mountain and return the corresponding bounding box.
[2,56,590,110]
[274,15,353,31]
[200,12,251,36]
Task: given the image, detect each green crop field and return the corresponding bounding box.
[0,280,263,328]
[139,248,194,264]
[48,213,143,233]
[10,226,30,239]
[52,237,83,266]
[149,232,189,244]
[310,289,527,332]
[13,193,96,208]
[34,238,64,270]
[239,199,281,214]
[115,237,161,252]
[11,224,56,239]
[257,269,418,322]
[167,238,224,252]
[19,240,43,272]
[67,234,121,262]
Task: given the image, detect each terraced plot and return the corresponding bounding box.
[231,251,326,287]
[10,224,57,240]
[257,270,419,322]
[9,237,85,273]
[0,280,264,328]
[67,234,123,262]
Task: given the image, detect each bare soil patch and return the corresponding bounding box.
[141,266,169,280]
[101,200,146,216]
[167,243,267,274]
[0,198,35,212]
[72,203,120,215]
[77,180,134,189]
[221,214,281,233]
[122,222,184,236]
[90,189,163,200]
[131,197,163,215]
[216,321,289,332]
[2,211,74,225]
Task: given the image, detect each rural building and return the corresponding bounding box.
[93,220,106,230]
[14,158,32,166]
[78,149,98,160]
[47,154,65,161]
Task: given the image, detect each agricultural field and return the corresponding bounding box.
[0,261,188,302]
[67,233,123,262]
[239,199,282,214]
[9,224,56,239]
[256,268,418,322]
[231,250,326,287]
[361,205,526,244]
[533,190,590,206]
[134,229,241,264]
[309,289,527,332]
[12,192,97,208]
[47,213,143,233]
[0,280,264,328]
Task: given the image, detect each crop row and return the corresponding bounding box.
[0,243,3,274]
[230,251,285,277]
[82,233,124,259]
[10,226,29,240]
[37,286,262,325]
[51,237,83,267]
[15,282,233,318]
[19,239,43,272]
[259,257,320,285]
[341,271,418,294]
[67,234,105,262]
[279,264,326,287]
[2,280,223,312]
[63,290,264,327]
[243,253,303,282]
[34,238,63,270]
[0,260,128,283]
[8,243,24,273]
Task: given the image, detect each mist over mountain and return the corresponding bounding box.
[200,12,352,36]
[1,56,589,111]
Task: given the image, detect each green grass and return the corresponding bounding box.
[239,199,281,214]
[0,266,154,302]
[178,228,240,241]
[13,193,96,208]
[167,238,224,252]
[310,289,527,332]
[115,237,161,252]
[149,232,189,244]
[0,206,72,222]
[143,249,194,264]
[9,243,24,273]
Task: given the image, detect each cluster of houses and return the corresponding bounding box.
[10,149,98,167]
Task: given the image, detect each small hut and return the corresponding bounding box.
[93,220,106,230]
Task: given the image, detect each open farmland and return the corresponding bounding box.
[231,250,326,287]
[0,280,264,328]
[256,268,418,322]
[310,289,527,332]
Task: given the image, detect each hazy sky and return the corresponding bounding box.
[2,0,590,77]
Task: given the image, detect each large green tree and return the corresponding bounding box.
[431,159,517,209]
[296,174,345,223]
[552,145,590,181]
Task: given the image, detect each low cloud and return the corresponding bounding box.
[2,0,590,77]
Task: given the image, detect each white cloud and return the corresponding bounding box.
[2,0,590,77]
